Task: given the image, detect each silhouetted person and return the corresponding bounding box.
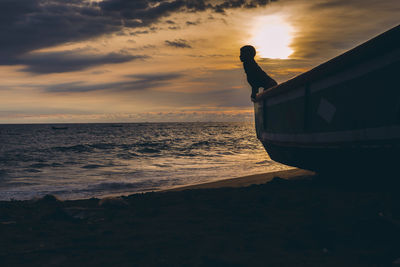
[240,45,277,101]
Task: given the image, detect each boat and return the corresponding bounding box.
[254,24,400,172]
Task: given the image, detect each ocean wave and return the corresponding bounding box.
[89,181,156,191]
[4,152,37,163]
[64,161,79,165]
[136,142,161,147]
[116,152,140,159]
[189,140,210,148]
[88,143,117,150]
[189,140,228,149]
[29,163,51,168]
[152,163,172,168]
[53,144,93,153]
[82,164,106,169]
[218,151,235,155]
[137,148,161,154]
[175,152,199,157]
[256,160,270,165]
[51,163,63,167]
[25,168,41,173]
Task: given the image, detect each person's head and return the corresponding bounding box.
[240,45,256,62]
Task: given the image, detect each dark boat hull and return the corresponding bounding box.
[261,139,399,172]
[254,25,400,172]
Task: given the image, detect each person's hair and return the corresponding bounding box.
[240,45,256,58]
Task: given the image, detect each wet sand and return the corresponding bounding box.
[166,168,314,191]
[1,169,400,266]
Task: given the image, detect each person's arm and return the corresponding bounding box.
[251,86,258,101]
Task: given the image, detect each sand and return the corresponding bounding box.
[1,168,400,266]
[165,168,314,191]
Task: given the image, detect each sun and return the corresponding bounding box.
[250,15,294,59]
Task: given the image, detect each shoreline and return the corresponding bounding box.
[0,168,310,202]
[95,168,313,200]
[163,168,314,192]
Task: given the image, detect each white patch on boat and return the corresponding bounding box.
[317,98,336,123]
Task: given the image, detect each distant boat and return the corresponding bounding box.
[254,25,400,172]
[51,126,68,130]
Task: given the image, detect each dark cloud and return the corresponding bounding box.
[1,0,276,67]
[16,50,146,74]
[165,39,192,48]
[127,44,157,51]
[186,21,199,26]
[212,0,275,14]
[45,73,183,93]
[0,0,119,64]
[130,30,150,35]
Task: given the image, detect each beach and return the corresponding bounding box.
[1,168,400,266]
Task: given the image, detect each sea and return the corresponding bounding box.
[0,122,292,200]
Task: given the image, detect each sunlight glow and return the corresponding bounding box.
[250,15,294,59]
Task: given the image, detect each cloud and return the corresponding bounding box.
[165,39,192,48]
[212,0,277,13]
[287,0,400,61]
[130,30,150,36]
[168,26,181,30]
[186,21,199,26]
[44,72,183,93]
[1,0,118,64]
[16,50,147,74]
[0,0,277,66]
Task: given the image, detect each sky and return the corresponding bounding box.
[0,0,399,123]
